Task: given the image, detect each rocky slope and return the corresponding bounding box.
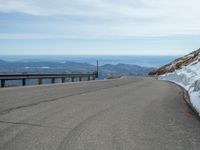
[149,48,200,76]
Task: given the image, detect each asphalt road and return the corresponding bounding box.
[0,77,200,150]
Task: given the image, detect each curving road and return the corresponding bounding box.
[0,77,200,150]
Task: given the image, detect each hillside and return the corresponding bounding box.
[150,48,200,115]
[149,48,200,76]
[0,60,154,79]
[100,63,153,79]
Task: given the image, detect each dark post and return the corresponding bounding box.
[51,77,55,84]
[1,80,5,88]
[96,60,99,78]
[71,77,74,82]
[92,74,96,80]
[38,78,43,85]
[61,77,65,83]
[22,78,26,86]
[79,77,82,81]
[88,76,90,81]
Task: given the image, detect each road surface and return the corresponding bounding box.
[0,77,200,150]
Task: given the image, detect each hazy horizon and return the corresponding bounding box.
[0,54,181,56]
[0,55,179,68]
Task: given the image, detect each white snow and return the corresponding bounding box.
[159,59,200,115]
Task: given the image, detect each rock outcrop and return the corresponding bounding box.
[149,48,200,76]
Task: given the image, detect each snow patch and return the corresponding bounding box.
[159,60,200,115]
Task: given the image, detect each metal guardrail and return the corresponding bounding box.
[0,72,98,88]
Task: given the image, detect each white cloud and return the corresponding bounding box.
[0,33,58,39]
[0,0,200,37]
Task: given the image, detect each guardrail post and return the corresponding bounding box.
[51,77,55,84]
[88,76,90,81]
[61,77,65,83]
[92,74,96,80]
[22,79,26,86]
[1,80,5,88]
[79,77,82,81]
[38,78,43,85]
[71,77,74,82]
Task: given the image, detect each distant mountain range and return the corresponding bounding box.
[100,63,154,79]
[0,60,154,79]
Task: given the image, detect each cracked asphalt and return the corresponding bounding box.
[0,77,200,150]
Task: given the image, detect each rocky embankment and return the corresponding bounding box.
[149,48,200,76]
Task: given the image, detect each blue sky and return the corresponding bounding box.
[0,0,200,55]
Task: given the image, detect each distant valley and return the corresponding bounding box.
[0,60,154,79]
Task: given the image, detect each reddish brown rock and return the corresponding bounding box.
[149,48,200,76]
